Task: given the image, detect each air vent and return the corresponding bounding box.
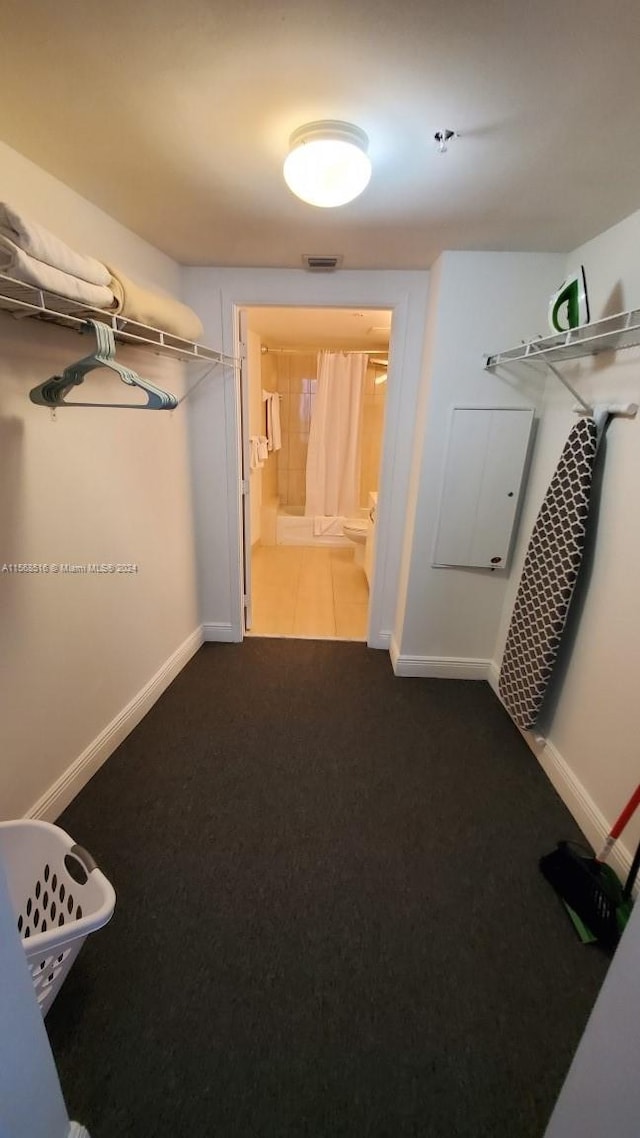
[302,254,343,272]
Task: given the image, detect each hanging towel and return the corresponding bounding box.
[107,265,204,341]
[257,435,269,463]
[0,237,115,308]
[263,391,282,452]
[0,203,111,286]
[249,436,263,470]
[313,515,346,537]
[498,418,599,730]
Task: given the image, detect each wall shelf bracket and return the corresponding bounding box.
[485,307,640,419]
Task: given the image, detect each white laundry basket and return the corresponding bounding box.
[0,819,116,1015]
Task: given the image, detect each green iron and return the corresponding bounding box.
[548,266,590,334]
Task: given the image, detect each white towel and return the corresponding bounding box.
[0,237,115,308]
[0,203,110,286]
[107,264,204,341]
[313,515,346,537]
[249,436,263,471]
[263,392,282,452]
[257,435,269,462]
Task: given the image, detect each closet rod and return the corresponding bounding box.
[260,346,387,360]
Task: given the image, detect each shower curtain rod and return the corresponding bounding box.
[260,346,388,361]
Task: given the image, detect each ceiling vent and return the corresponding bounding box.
[302,254,343,272]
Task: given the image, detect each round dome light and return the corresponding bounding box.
[283,121,372,208]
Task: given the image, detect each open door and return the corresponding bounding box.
[238,309,252,631]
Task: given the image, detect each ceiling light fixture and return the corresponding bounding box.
[284,121,372,208]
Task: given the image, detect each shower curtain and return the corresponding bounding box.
[305,351,367,519]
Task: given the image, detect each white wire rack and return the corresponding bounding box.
[0,272,236,368]
[485,308,640,369]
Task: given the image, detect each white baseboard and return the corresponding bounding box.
[368,629,391,650]
[389,637,490,679]
[532,735,633,885]
[488,657,633,883]
[202,621,241,643]
[27,627,204,822]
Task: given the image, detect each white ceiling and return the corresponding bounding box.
[1,0,640,270]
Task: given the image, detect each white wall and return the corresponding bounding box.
[182,267,430,647]
[0,140,179,290]
[393,251,565,674]
[544,889,640,1138]
[0,140,200,818]
[493,209,640,864]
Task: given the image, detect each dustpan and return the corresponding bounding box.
[540,783,640,947]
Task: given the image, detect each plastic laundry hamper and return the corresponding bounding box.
[0,819,116,1016]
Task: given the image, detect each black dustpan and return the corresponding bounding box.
[540,783,640,947]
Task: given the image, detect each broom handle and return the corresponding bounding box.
[622,837,640,902]
[597,783,640,862]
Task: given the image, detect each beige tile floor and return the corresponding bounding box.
[248,545,369,640]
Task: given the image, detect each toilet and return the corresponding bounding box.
[343,517,368,566]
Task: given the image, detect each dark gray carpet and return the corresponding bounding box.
[47,640,609,1137]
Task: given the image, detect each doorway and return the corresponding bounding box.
[241,306,391,640]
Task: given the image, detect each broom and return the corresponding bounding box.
[540,782,640,947]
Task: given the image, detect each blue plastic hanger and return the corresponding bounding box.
[29,320,177,410]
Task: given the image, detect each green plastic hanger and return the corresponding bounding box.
[29,320,177,410]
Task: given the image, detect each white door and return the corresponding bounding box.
[432,406,535,571]
[238,310,252,631]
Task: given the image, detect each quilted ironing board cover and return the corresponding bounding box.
[499,418,598,730]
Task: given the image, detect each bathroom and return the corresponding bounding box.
[243,306,391,639]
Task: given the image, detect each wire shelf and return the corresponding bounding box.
[485,308,640,369]
[0,272,236,367]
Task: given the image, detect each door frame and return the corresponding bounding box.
[219,271,429,649]
[238,303,398,641]
[237,309,252,631]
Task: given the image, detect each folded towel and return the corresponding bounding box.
[0,237,115,308]
[313,515,346,537]
[107,265,204,342]
[0,203,110,286]
[257,435,269,462]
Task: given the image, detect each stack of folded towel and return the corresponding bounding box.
[0,203,204,342]
[107,265,203,342]
[0,202,115,308]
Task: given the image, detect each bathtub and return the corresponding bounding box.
[276,506,352,547]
